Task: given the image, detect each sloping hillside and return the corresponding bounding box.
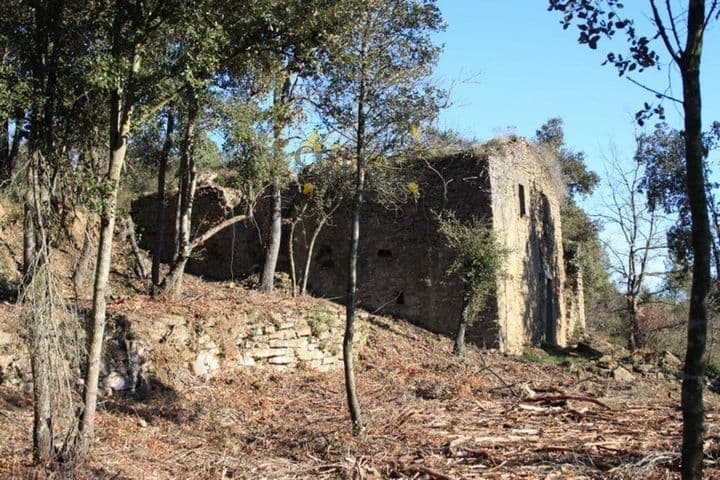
[1,274,719,479]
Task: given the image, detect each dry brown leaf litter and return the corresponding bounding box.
[1,279,719,479]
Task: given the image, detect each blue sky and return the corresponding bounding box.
[432,1,719,174]
[431,1,719,284]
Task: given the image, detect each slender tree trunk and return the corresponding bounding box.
[8,113,22,178]
[152,110,175,289]
[125,217,147,279]
[453,300,470,356]
[680,3,711,477]
[26,154,53,463]
[288,205,309,297]
[30,330,52,463]
[627,295,641,350]
[261,180,282,293]
[0,117,9,179]
[173,189,182,264]
[75,50,140,461]
[289,219,297,297]
[23,201,36,280]
[73,216,96,299]
[301,210,336,296]
[261,73,291,294]
[163,94,199,299]
[344,76,366,436]
[705,186,720,278]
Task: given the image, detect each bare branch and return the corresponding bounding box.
[649,0,683,62]
[189,213,253,250]
[626,77,682,104]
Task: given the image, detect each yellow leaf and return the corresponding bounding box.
[407,181,420,197]
[302,182,316,195]
[410,124,422,142]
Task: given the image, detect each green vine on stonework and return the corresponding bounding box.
[438,213,508,322]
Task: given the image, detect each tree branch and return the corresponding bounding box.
[649,0,683,63]
[626,76,682,104]
[189,213,253,250]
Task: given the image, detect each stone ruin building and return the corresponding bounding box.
[132,136,586,354]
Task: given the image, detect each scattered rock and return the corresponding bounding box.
[612,366,635,383]
[193,350,220,379]
[596,355,617,370]
[0,330,15,346]
[634,363,654,374]
[661,351,682,368]
[105,371,132,392]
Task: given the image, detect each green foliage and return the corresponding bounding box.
[535,118,599,198]
[310,0,446,166]
[298,153,353,218]
[438,214,507,318]
[521,347,576,366]
[561,202,614,298]
[219,98,276,196]
[309,309,333,337]
[636,123,720,285]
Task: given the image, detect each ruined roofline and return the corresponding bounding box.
[419,135,566,202]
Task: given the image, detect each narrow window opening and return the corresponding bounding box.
[518,184,526,217]
[395,291,405,305]
[377,249,392,259]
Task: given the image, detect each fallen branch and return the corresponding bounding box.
[524,394,611,410]
[189,213,253,250]
[400,464,457,480]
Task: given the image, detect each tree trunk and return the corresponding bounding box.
[163,94,199,299]
[75,51,140,461]
[453,300,470,356]
[301,209,337,296]
[289,219,297,297]
[23,201,36,280]
[26,153,53,463]
[173,189,182,264]
[680,3,711,477]
[124,217,147,279]
[261,180,282,293]
[8,113,22,178]
[151,110,175,289]
[344,77,366,436]
[627,295,641,350]
[73,216,96,299]
[30,324,53,463]
[0,117,9,179]
[705,186,720,279]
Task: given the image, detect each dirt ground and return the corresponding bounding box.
[1,279,720,479]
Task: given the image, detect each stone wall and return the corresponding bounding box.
[293,152,499,348]
[102,301,365,394]
[130,137,585,354]
[131,185,266,280]
[486,139,569,353]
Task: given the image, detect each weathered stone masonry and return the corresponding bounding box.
[132,137,585,355]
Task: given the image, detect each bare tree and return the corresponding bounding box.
[596,151,666,350]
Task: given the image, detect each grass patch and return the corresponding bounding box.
[522,346,576,367]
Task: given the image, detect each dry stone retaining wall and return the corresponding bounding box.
[99,302,366,395]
